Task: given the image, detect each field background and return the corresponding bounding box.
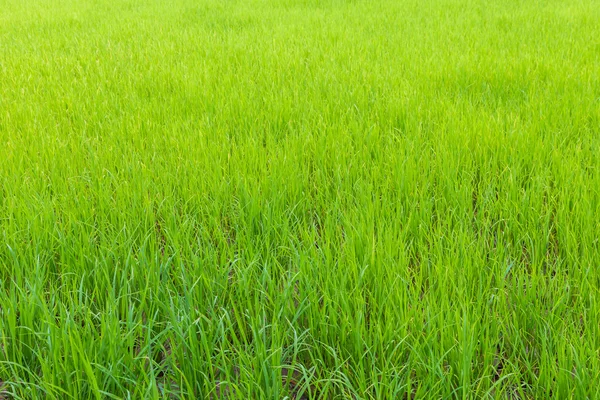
[1,0,599,398]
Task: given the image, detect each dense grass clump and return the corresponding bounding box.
[1,0,599,398]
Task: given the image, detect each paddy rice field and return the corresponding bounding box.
[0,0,599,398]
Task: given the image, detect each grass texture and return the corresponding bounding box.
[1,0,599,398]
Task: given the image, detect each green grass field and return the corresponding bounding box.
[1,0,599,398]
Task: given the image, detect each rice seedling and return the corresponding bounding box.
[0,0,599,398]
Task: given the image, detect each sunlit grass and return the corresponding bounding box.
[0,0,599,398]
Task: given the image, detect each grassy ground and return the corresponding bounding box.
[1,0,599,398]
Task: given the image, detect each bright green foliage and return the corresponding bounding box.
[1,0,599,398]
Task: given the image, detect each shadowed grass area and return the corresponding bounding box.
[0,0,599,398]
